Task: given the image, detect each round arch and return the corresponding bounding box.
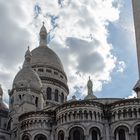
[67,124,86,135]
[21,133,31,140]
[34,134,47,140]
[69,126,84,140]
[56,127,67,137]
[58,130,65,140]
[114,126,129,140]
[22,135,30,140]
[111,122,131,135]
[87,124,103,137]
[134,124,140,140]
[89,127,101,140]
[132,121,140,133]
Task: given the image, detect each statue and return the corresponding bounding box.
[87,76,93,95]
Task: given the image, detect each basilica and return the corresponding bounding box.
[1,1,140,140]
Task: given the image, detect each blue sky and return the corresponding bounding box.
[98,0,138,98]
[0,0,138,104]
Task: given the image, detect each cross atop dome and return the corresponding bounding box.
[39,22,47,47]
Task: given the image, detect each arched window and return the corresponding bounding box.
[34,134,47,140]
[22,135,30,140]
[35,97,38,107]
[137,127,140,140]
[55,89,59,102]
[47,87,52,100]
[90,127,100,140]
[135,125,140,140]
[69,127,84,140]
[61,92,64,103]
[58,130,64,140]
[92,130,97,140]
[73,130,80,140]
[128,109,132,118]
[115,126,128,140]
[118,129,126,140]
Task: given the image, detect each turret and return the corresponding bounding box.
[9,47,43,140]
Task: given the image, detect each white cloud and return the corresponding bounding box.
[116,61,126,73]
[0,0,123,101]
[127,91,137,99]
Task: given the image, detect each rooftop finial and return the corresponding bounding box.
[39,22,47,47]
[23,46,32,68]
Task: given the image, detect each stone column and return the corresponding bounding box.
[116,132,119,140]
[132,0,140,76]
[132,0,140,97]
[103,120,110,140]
[130,133,135,140]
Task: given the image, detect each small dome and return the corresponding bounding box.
[13,47,42,90]
[13,67,42,90]
[31,47,64,71]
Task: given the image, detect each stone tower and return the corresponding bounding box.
[132,0,140,97]
[9,47,43,140]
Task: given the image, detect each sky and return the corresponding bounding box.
[0,0,138,104]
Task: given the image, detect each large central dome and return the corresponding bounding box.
[31,23,64,72]
[29,23,69,107]
[31,46,64,71]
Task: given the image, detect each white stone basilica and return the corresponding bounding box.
[1,1,140,140]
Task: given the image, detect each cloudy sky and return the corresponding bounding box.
[0,0,138,104]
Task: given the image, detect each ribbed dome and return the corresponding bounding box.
[13,47,42,90]
[31,46,64,71]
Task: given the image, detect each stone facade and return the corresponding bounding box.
[1,1,140,139]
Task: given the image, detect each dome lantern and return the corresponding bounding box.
[39,22,47,47]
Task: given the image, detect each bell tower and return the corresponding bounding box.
[132,0,140,97]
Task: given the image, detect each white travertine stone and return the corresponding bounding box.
[132,0,140,76]
[132,0,140,97]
